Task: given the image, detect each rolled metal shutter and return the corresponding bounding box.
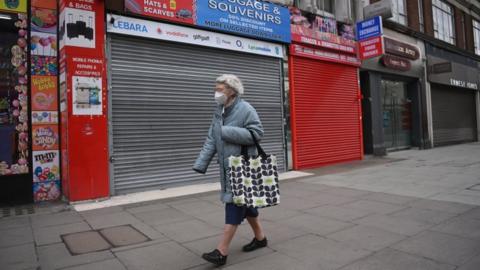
[290,55,362,169]
[431,84,477,146]
[108,35,285,194]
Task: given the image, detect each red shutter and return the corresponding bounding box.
[289,55,363,169]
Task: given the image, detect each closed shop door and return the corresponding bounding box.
[290,56,362,169]
[432,84,477,146]
[108,35,285,194]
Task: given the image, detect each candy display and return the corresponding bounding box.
[31,56,57,75]
[0,12,30,176]
[32,6,57,33]
[31,32,57,56]
[33,180,60,201]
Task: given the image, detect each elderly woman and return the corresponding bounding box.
[193,74,268,266]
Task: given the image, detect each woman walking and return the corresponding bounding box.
[193,74,268,266]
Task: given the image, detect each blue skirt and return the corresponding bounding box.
[225,203,259,225]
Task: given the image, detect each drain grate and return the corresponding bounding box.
[1,205,35,218]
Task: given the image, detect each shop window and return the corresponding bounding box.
[389,0,407,26]
[432,0,455,44]
[0,12,29,176]
[474,19,480,55]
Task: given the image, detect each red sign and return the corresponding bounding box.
[291,33,357,54]
[359,36,384,60]
[290,44,361,66]
[381,54,412,71]
[125,0,194,25]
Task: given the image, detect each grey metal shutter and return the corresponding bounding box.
[431,84,478,146]
[108,34,285,194]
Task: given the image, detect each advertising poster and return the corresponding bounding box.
[32,125,59,151]
[32,111,58,124]
[72,76,102,115]
[34,180,61,201]
[196,0,291,43]
[0,0,27,13]
[31,56,57,75]
[31,6,57,33]
[32,76,58,111]
[31,32,57,56]
[32,0,56,9]
[125,0,194,25]
[33,150,60,182]
[61,7,95,48]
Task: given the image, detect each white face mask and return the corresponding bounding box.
[214,91,227,105]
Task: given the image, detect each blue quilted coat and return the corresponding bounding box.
[193,98,264,203]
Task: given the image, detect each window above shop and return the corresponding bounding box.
[432,0,455,44]
[474,19,480,55]
[389,0,407,26]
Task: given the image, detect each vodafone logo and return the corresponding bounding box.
[157,27,162,34]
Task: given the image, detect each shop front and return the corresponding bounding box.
[1,0,61,205]
[426,44,480,146]
[360,29,428,155]
[104,1,290,195]
[288,7,363,169]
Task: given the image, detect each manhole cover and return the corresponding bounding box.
[99,225,149,247]
[62,231,111,255]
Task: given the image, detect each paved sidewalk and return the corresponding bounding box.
[1,143,480,270]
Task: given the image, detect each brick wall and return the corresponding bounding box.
[406,0,420,31]
[454,7,466,49]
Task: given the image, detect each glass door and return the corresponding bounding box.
[381,80,412,151]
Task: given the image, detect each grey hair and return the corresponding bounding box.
[216,74,244,95]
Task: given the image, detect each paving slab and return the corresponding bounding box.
[431,217,480,239]
[339,248,455,270]
[278,213,355,236]
[0,226,33,248]
[388,207,457,225]
[129,222,168,241]
[191,209,225,228]
[99,225,149,247]
[170,200,222,217]
[354,214,432,236]
[257,205,303,222]
[340,200,407,215]
[132,207,193,226]
[34,221,91,246]
[222,252,306,270]
[235,220,308,245]
[359,192,419,205]
[31,211,84,228]
[62,230,112,255]
[309,193,359,206]
[61,259,127,270]
[272,234,372,270]
[327,225,407,251]
[153,219,220,243]
[124,202,170,214]
[38,243,114,270]
[0,216,30,231]
[0,243,38,270]
[115,241,204,270]
[78,206,125,218]
[407,198,475,214]
[302,205,372,222]
[84,211,142,230]
[392,230,480,266]
[321,187,373,198]
[276,196,325,210]
[457,254,480,270]
[459,207,480,220]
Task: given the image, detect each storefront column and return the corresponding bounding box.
[476,91,480,141]
[59,0,109,201]
[369,72,387,156]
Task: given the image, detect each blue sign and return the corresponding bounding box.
[196,0,291,43]
[356,16,383,41]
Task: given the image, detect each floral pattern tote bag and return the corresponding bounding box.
[227,130,280,208]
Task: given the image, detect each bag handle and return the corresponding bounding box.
[241,130,267,159]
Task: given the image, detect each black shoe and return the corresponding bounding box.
[242,237,268,252]
[202,249,227,266]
